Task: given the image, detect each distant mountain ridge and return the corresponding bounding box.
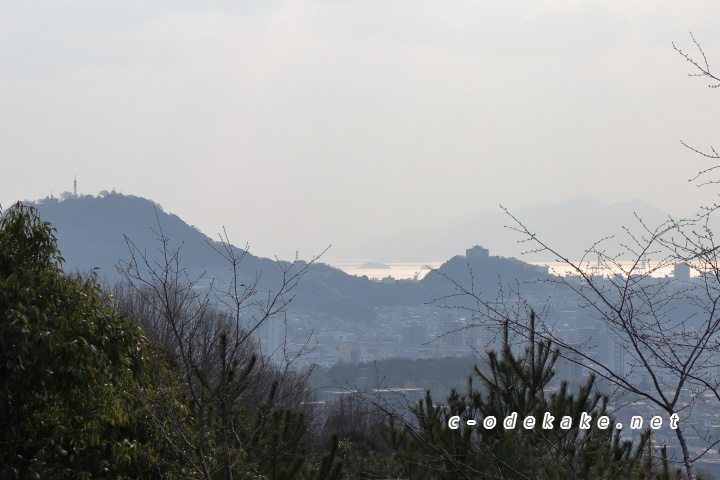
[23,194,432,318]
[26,193,691,271]
[338,196,680,262]
[18,192,554,317]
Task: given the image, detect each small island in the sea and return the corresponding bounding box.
[360,261,391,269]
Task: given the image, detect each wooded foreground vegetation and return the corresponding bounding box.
[0,203,704,479]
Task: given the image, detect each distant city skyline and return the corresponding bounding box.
[2,1,720,259]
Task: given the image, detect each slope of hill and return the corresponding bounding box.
[25,193,432,315]
[21,193,553,318]
[29,193,229,277]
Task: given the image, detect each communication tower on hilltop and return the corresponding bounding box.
[73,175,77,198]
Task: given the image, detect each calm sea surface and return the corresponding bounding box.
[330,261,679,281]
[329,262,440,281]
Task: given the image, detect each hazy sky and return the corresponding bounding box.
[2,1,720,260]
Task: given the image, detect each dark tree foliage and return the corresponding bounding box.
[0,203,342,480]
[0,202,164,478]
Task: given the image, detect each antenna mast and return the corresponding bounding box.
[73,175,77,198]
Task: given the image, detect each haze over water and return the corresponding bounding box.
[332,261,679,281]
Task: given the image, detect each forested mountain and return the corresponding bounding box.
[26,193,550,317]
[2,202,669,479]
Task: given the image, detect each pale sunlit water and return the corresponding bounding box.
[330,260,683,281]
[330,262,441,281]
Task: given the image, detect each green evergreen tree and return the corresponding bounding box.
[0,202,166,478]
[0,202,342,480]
[383,311,658,480]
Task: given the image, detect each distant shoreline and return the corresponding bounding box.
[330,262,441,281]
[330,260,679,280]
